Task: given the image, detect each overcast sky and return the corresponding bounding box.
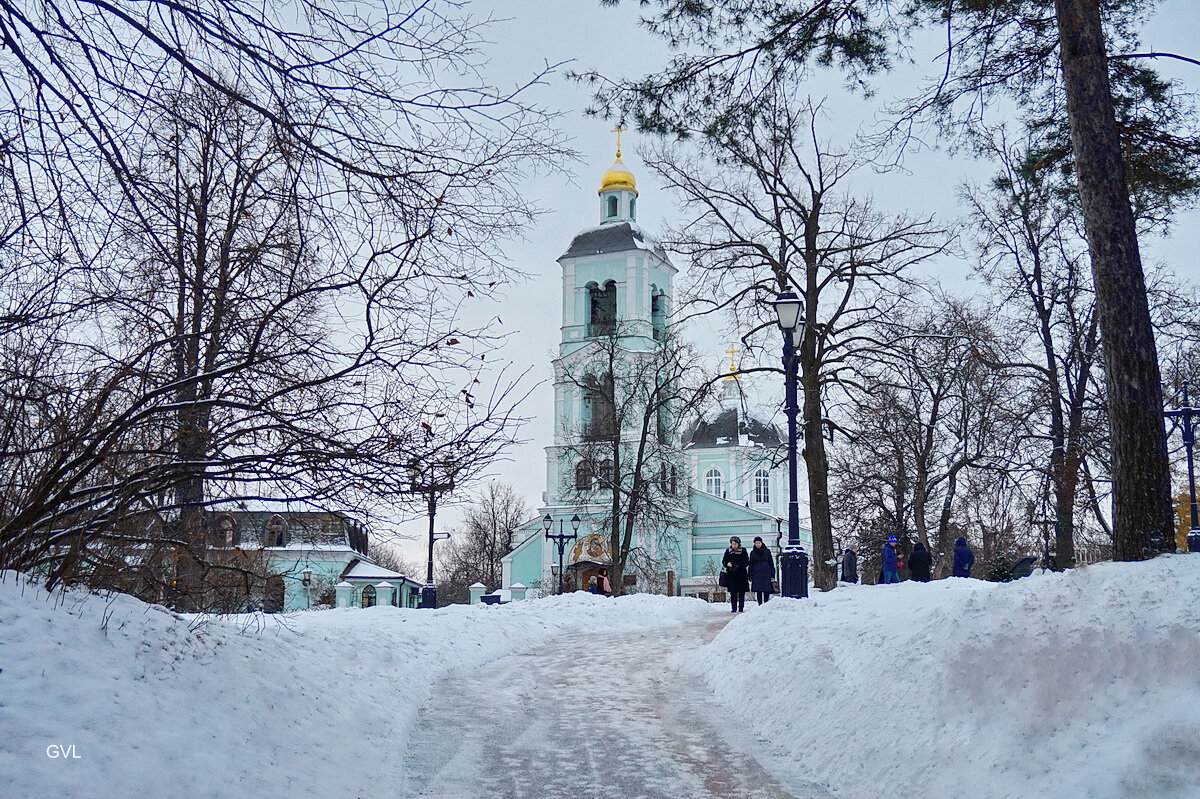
[391,0,1200,565]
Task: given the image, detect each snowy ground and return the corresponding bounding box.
[2,557,1198,798]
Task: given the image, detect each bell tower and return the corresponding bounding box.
[543,132,677,504]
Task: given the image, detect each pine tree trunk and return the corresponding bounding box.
[1054,0,1174,559]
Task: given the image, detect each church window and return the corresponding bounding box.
[629,196,636,220]
[588,280,617,337]
[754,469,771,504]
[607,195,619,218]
[705,468,723,497]
[583,372,616,440]
[361,584,376,608]
[263,514,288,547]
[597,459,614,489]
[660,463,677,496]
[575,460,594,491]
[217,513,238,547]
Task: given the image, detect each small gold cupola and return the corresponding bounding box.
[598,125,639,223]
[598,124,638,195]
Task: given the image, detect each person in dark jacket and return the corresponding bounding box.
[882,536,901,584]
[908,541,932,582]
[748,536,776,604]
[841,546,859,583]
[723,536,750,612]
[952,537,975,578]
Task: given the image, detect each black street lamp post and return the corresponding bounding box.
[409,460,457,609]
[301,567,312,609]
[772,290,809,598]
[1165,381,1200,552]
[543,513,581,594]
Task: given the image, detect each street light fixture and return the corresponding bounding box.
[408,458,458,608]
[773,290,810,598]
[301,567,312,609]
[544,513,581,594]
[1165,381,1200,552]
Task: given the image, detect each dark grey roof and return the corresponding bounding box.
[560,222,666,260]
[682,408,782,449]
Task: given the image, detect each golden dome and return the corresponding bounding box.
[598,156,638,195]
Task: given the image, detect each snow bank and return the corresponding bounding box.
[0,575,708,798]
[686,556,1200,799]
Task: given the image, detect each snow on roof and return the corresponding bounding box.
[343,561,408,581]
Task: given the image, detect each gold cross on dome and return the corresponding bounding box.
[725,344,740,378]
[611,124,627,158]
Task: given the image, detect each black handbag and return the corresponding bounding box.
[718,570,729,587]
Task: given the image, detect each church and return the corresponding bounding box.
[500,138,813,599]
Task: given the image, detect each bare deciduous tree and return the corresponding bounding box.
[644,95,950,589]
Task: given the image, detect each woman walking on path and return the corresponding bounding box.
[747,536,776,605]
[723,536,750,612]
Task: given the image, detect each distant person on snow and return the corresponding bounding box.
[723,536,750,612]
[587,574,600,594]
[748,536,776,605]
[841,546,859,583]
[953,537,975,578]
[596,568,611,595]
[908,541,932,582]
[882,536,901,584]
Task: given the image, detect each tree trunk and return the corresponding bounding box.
[1054,0,1174,559]
[802,370,836,590]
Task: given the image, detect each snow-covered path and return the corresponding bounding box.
[402,612,833,799]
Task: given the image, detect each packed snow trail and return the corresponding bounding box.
[402,612,833,799]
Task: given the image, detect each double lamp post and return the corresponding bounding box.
[543,513,582,594]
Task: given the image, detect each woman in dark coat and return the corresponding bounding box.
[747,536,776,605]
[908,541,932,582]
[952,537,975,578]
[841,546,859,583]
[723,536,750,612]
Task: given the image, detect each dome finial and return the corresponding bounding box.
[611,123,627,159]
[724,343,741,381]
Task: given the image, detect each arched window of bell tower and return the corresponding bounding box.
[588,280,617,337]
[606,195,619,218]
[651,290,666,341]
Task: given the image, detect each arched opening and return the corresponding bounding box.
[361,584,376,608]
[651,290,666,341]
[704,467,723,498]
[263,514,288,547]
[629,196,636,220]
[754,469,771,504]
[597,459,614,489]
[606,194,619,218]
[588,280,617,337]
[660,463,677,496]
[575,460,594,491]
[583,372,616,440]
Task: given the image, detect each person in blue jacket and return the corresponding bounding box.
[882,535,901,584]
[952,537,975,578]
